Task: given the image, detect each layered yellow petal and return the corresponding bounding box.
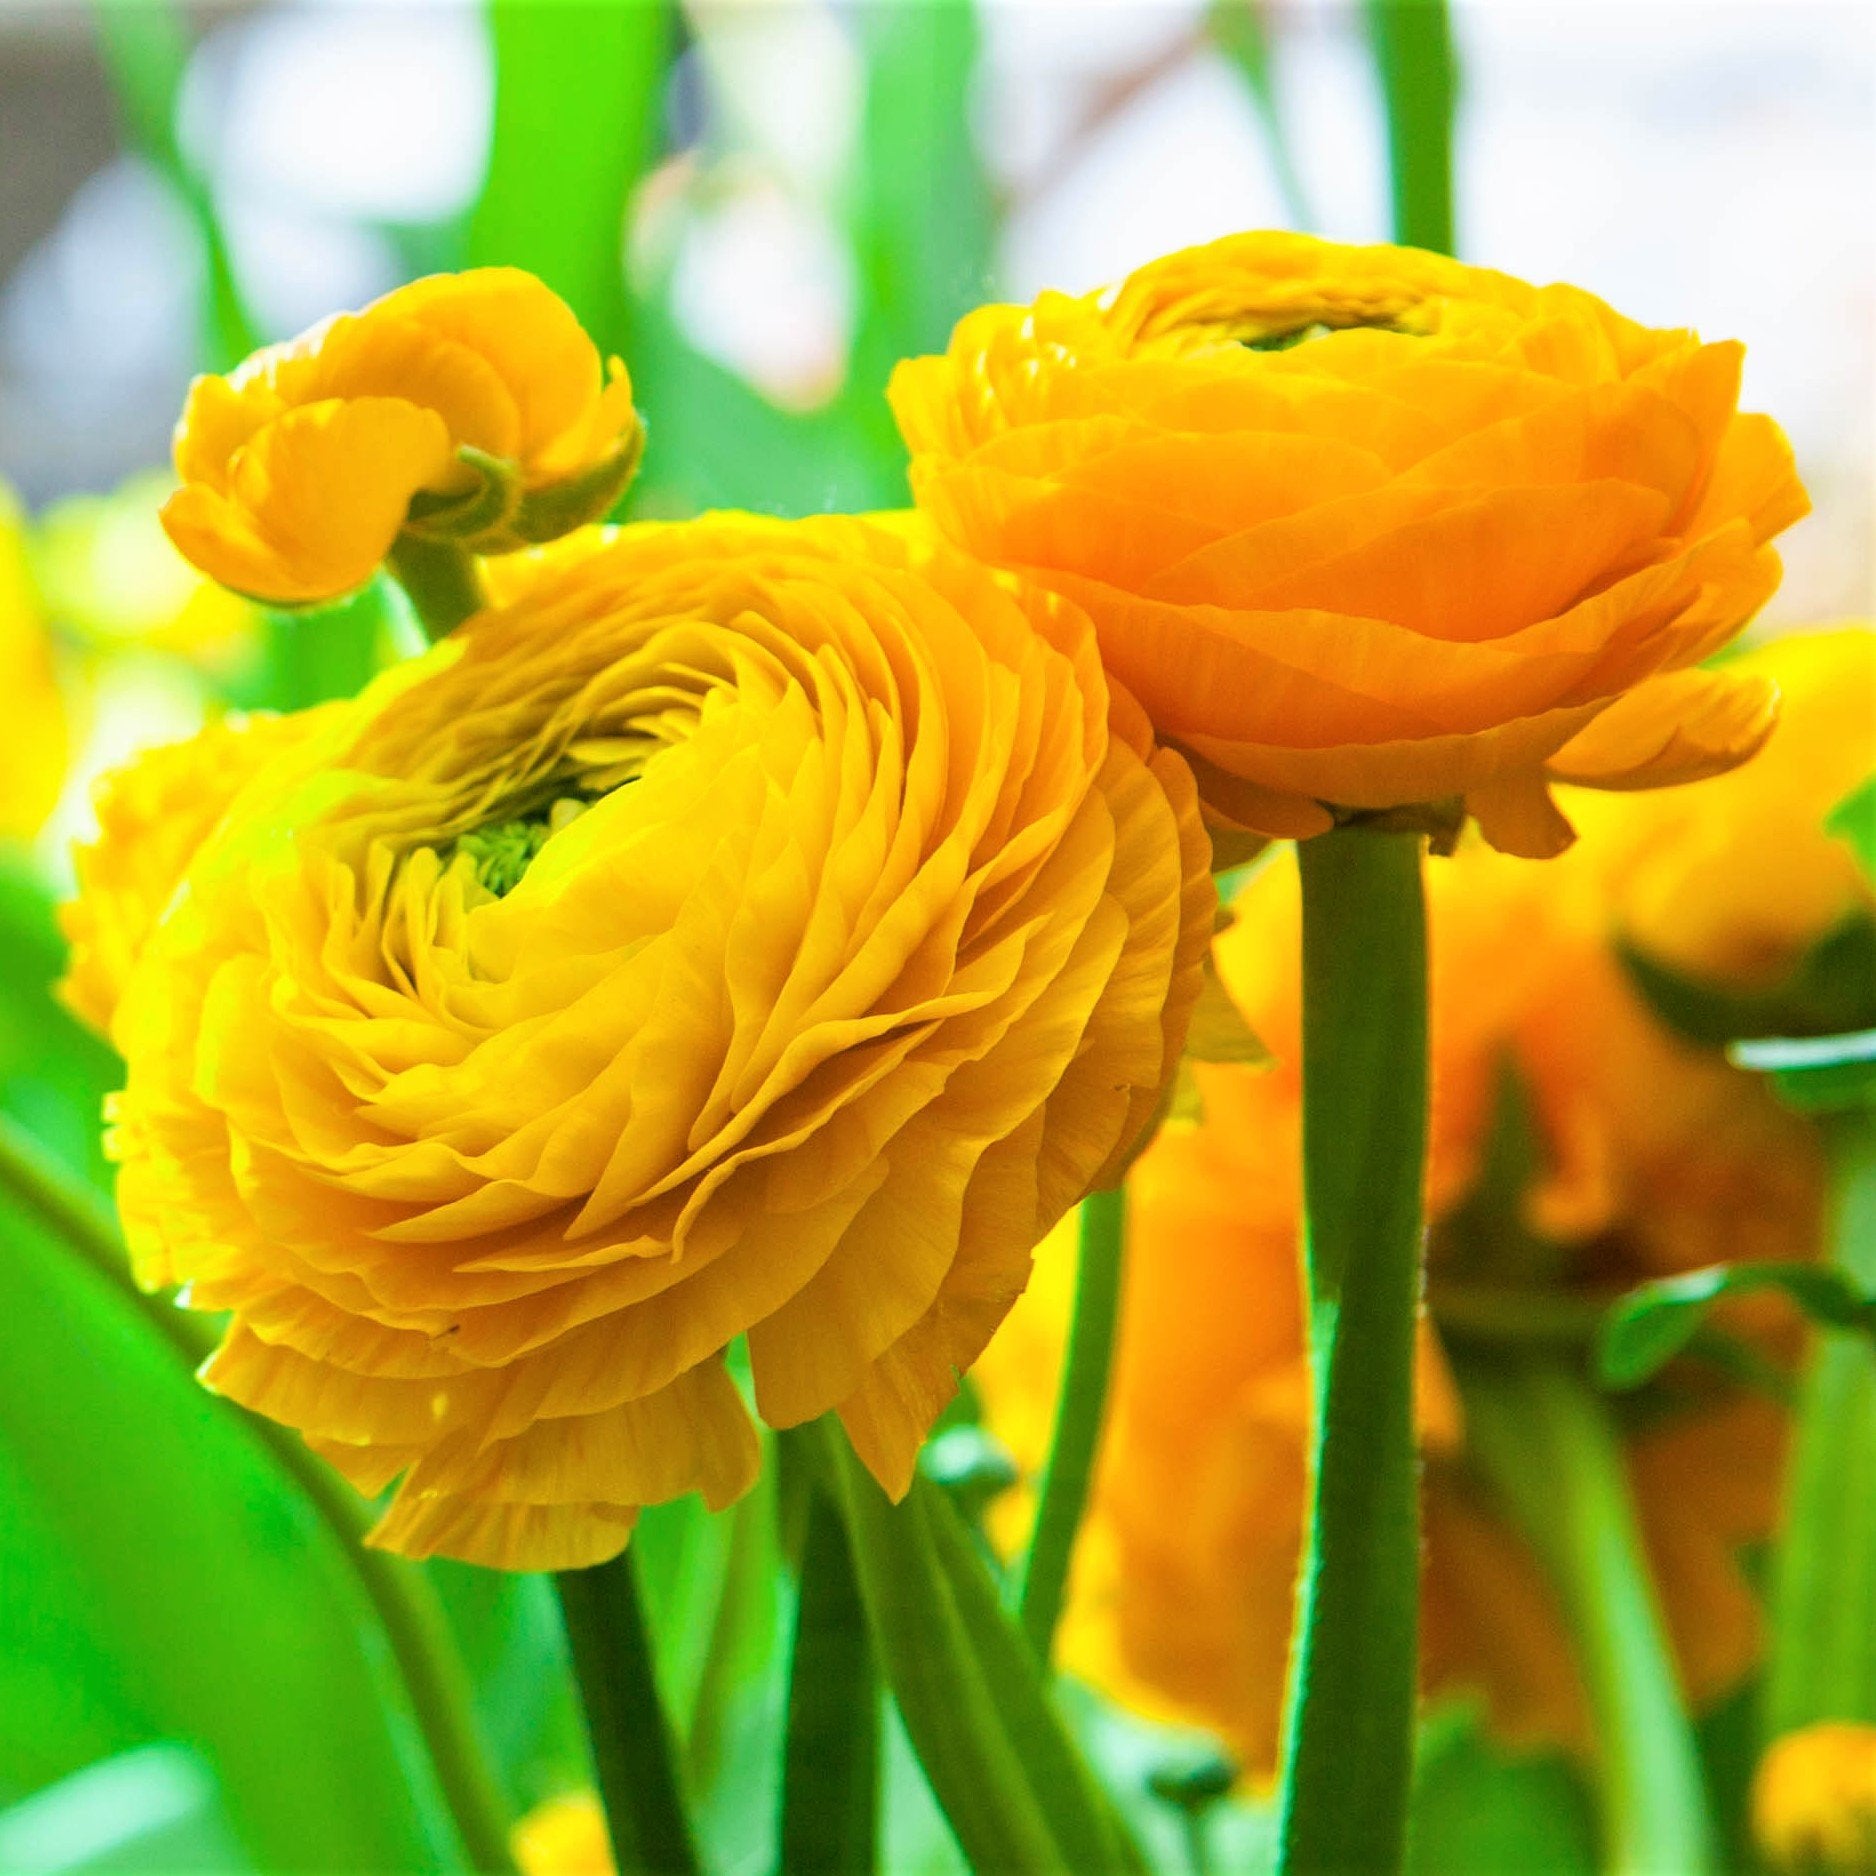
[94,515,1213,1569]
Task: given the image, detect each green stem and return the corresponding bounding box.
[0,1118,518,1876]
[1277,827,1429,1876]
[1465,1363,1714,1876]
[1767,1113,1876,1732]
[555,1557,701,1876]
[779,1487,879,1876]
[1015,1184,1128,1663]
[387,536,488,642]
[1362,0,1459,254]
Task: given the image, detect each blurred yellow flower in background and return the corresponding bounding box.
[1754,1724,1876,1876]
[0,484,68,841]
[34,471,256,671]
[893,231,1808,858]
[1563,626,1876,989]
[513,1793,614,1876]
[161,269,643,607]
[75,514,1212,1570]
[978,761,1833,1772]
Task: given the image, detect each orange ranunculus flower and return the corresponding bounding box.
[891,231,1808,858]
[79,515,1213,1570]
[978,828,1824,1772]
[1754,1725,1876,1876]
[513,1794,614,1876]
[160,270,642,608]
[1,483,68,841]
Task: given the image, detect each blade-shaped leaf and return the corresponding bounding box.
[1598,1261,1876,1391]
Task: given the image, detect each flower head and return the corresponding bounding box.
[978,819,1824,1770]
[892,231,1808,857]
[1754,1724,1876,1876]
[84,514,1212,1569]
[0,483,68,841]
[161,270,643,607]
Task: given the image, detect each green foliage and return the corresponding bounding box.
[1622,918,1876,1051]
[1407,1708,1597,1876]
[1828,773,1876,881]
[0,1187,467,1871]
[1732,1026,1876,1113]
[468,0,673,357]
[1598,1262,1876,1391]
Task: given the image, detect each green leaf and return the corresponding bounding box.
[0,850,118,1191]
[1732,1027,1876,1113]
[1766,1119,1876,1733]
[90,0,261,367]
[0,1179,468,1871]
[238,583,399,712]
[1361,0,1458,255]
[1828,773,1876,883]
[814,1423,1145,1876]
[424,1564,587,1822]
[467,0,674,357]
[1597,1262,1876,1391]
[1208,0,1315,228]
[1407,1705,1597,1876]
[0,1744,251,1874]
[1621,918,1876,1051]
[778,1487,879,1876]
[1462,1365,1714,1876]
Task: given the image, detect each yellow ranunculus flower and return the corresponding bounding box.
[1561,626,1876,989]
[891,231,1808,857]
[34,470,256,668]
[160,269,642,607]
[1754,1724,1876,1876]
[513,1793,613,1876]
[58,710,331,1036]
[78,515,1213,1570]
[0,483,68,841]
[978,830,1822,1772]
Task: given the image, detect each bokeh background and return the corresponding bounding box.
[0,4,1871,1872]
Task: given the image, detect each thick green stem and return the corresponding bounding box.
[1768,1113,1876,1732]
[388,536,488,642]
[1363,0,1459,255]
[0,1118,518,1876]
[1277,827,1429,1876]
[1015,1184,1128,1664]
[779,1486,879,1876]
[555,1557,701,1876]
[1465,1363,1714,1876]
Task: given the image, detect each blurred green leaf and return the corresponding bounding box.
[1362,0,1459,255]
[1407,1706,1596,1876]
[1767,1119,1876,1734]
[1622,919,1876,1052]
[1828,774,1876,883]
[1598,1262,1876,1391]
[231,582,401,713]
[0,1744,250,1875]
[0,1184,469,1871]
[90,0,261,367]
[845,0,994,465]
[468,0,675,358]
[425,1563,587,1823]
[1733,1026,1876,1113]
[1208,0,1315,229]
[0,850,117,1191]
